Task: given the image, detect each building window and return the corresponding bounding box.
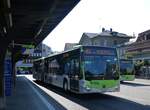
[99,39,104,46]
[43,49,46,52]
[93,42,97,46]
[113,40,117,45]
[147,35,150,40]
[104,40,107,46]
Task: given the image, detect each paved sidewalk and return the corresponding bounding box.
[131,79,150,85]
[109,78,150,106]
[6,76,66,110]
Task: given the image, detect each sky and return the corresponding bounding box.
[43,0,150,52]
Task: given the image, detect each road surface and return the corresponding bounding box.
[25,75,150,110]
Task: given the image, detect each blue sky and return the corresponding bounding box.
[43,0,150,51]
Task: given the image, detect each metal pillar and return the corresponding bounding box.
[0,52,6,110]
[0,38,9,110]
[11,48,16,88]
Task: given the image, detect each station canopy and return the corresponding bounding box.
[0,0,80,60]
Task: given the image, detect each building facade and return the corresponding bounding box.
[126,29,150,61]
[16,43,52,73]
[117,42,134,59]
[64,43,79,51]
[79,28,134,48]
[41,43,52,57]
[124,29,150,78]
[22,43,52,64]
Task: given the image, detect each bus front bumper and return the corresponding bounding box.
[79,86,120,94]
[79,80,120,94]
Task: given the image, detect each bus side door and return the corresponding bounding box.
[69,58,80,92]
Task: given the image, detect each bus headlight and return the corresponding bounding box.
[80,80,91,90]
[85,87,91,91]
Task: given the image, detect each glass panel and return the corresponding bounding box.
[64,62,70,75]
[74,59,80,75]
[84,55,118,79]
[48,59,60,75]
[120,60,134,75]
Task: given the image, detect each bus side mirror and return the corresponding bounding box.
[113,72,119,80]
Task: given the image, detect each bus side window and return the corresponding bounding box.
[39,61,42,73]
[34,62,37,72]
[70,58,80,76]
[48,60,51,74]
[70,60,74,75]
[64,62,70,75]
[74,59,80,75]
[58,62,63,75]
[45,60,48,73]
[49,59,62,75]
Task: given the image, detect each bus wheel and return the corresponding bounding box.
[120,80,123,83]
[63,80,68,92]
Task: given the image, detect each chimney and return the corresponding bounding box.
[110,28,112,32]
[102,28,105,32]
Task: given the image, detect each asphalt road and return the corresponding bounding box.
[108,79,150,106]
[26,75,150,110]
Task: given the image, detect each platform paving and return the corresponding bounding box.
[5,76,66,110]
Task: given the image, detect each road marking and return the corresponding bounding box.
[24,77,55,110]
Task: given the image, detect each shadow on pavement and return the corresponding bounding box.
[121,81,150,87]
[6,76,67,110]
[34,80,150,110]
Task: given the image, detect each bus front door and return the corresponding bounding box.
[70,74,79,92]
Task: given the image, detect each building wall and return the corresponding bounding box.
[16,43,52,69]
[117,45,128,59]
[79,35,92,46]
[42,44,52,57]
[80,34,130,47]
[123,30,150,60]
[64,43,79,51]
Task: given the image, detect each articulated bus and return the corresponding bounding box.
[33,46,120,94]
[119,59,135,81]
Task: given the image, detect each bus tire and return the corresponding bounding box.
[120,80,123,83]
[63,80,68,92]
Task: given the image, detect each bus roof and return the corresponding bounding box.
[34,45,117,61]
[47,45,116,58]
[33,57,45,62]
[45,45,82,59]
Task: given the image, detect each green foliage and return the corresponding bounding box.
[135,60,144,67]
[134,60,144,74]
[144,60,149,66]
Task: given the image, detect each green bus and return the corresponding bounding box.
[120,59,135,81]
[33,46,120,93]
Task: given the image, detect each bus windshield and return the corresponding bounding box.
[84,55,118,80]
[120,60,134,75]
